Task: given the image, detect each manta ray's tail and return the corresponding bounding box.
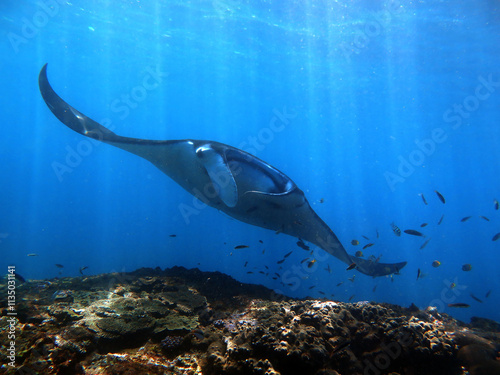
[351,256,407,277]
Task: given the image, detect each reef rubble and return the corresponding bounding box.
[1,266,499,374]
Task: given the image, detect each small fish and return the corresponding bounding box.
[362,243,374,250]
[264,265,269,270]
[495,200,499,210]
[262,249,265,254]
[27,253,38,257]
[55,264,64,268]
[52,290,71,300]
[470,293,483,303]
[391,222,401,236]
[169,234,177,237]
[283,251,293,258]
[480,216,490,221]
[319,291,325,295]
[355,251,364,258]
[296,239,310,251]
[435,190,446,204]
[420,193,428,205]
[420,223,428,227]
[258,271,265,275]
[247,271,254,274]
[437,214,444,225]
[307,259,317,268]
[485,290,492,298]
[348,295,355,301]
[419,238,431,250]
[462,264,472,272]
[460,216,472,222]
[286,283,294,287]
[492,233,500,241]
[191,329,204,340]
[272,277,278,280]
[417,268,421,280]
[348,275,356,282]
[351,239,359,246]
[376,229,379,238]
[372,285,377,292]
[346,263,357,271]
[362,235,370,240]
[450,282,456,289]
[259,240,263,244]
[330,340,351,355]
[277,259,286,264]
[336,282,343,287]
[234,245,249,249]
[319,198,324,203]
[404,229,424,237]
[244,261,248,267]
[448,303,470,308]
[308,285,316,289]
[432,260,441,268]
[325,264,331,273]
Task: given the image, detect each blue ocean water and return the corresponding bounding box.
[1,0,500,324]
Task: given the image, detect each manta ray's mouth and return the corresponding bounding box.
[224,149,295,195]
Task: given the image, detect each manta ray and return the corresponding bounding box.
[38,64,406,277]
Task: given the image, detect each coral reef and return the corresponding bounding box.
[0,266,499,374]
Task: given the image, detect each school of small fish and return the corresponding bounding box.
[20,189,496,310]
[233,189,497,309]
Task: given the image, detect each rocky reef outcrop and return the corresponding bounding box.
[0,266,499,374]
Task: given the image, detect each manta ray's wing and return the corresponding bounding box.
[38,64,220,199]
[39,64,407,277]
